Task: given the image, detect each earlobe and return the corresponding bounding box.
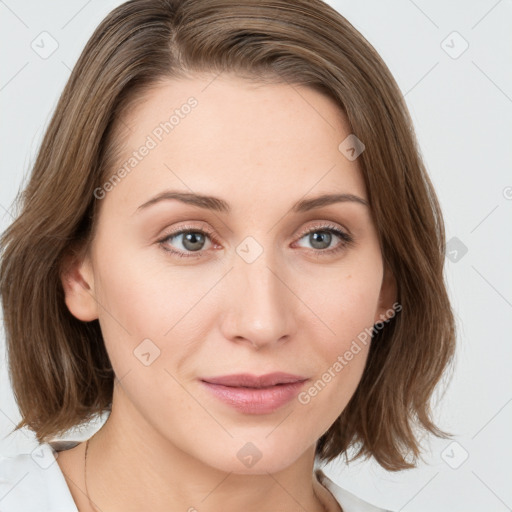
[60,249,99,322]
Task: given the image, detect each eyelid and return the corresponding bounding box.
[159,222,217,240]
[295,220,351,239]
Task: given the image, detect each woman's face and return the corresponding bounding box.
[64,73,395,474]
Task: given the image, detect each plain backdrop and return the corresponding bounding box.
[1,1,511,511]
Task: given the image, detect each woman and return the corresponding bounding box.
[0,1,456,511]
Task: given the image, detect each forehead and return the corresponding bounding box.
[104,73,367,214]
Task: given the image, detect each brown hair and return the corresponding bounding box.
[0,0,456,471]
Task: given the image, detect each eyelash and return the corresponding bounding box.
[157,222,354,259]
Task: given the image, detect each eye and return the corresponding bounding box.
[157,222,354,259]
[293,223,354,256]
[158,224,217,259]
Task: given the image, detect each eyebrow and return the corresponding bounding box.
[135,190,369,214]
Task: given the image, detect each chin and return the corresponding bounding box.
[195,436,309,476]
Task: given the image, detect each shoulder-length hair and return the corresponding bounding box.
[0,0,456,471]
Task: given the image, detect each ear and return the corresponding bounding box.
[60,245,99,322]
[374,262,398,324]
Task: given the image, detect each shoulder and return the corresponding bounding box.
[315,468,394,512]
[0,441,79,512]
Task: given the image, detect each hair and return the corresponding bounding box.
[0,0,456,471]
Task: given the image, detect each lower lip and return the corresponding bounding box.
[201,380,307,414]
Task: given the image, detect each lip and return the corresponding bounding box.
[200,372,309,414]
[202,372,308,388]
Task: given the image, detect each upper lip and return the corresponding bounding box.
[201,372,308,388]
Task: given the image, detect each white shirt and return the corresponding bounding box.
[0,441,392,511]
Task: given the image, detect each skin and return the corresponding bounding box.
[58,73,396,512]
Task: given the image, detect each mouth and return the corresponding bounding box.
[200,373,309,414]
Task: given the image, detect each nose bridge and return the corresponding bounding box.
[224,237,293,346]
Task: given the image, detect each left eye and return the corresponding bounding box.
[295,225,353,252]
[158,224,353,258]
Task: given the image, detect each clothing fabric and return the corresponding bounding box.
[0,441,392,511]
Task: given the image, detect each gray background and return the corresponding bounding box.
[1,1,511,511]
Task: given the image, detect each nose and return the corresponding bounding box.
[220,248,295,350]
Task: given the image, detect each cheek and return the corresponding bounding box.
[293,262,382,422]
[294,322,371,444]
[329,279,381,341]
[93,240,210,335]
[298,257,383,350]
[91,242,224,382]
